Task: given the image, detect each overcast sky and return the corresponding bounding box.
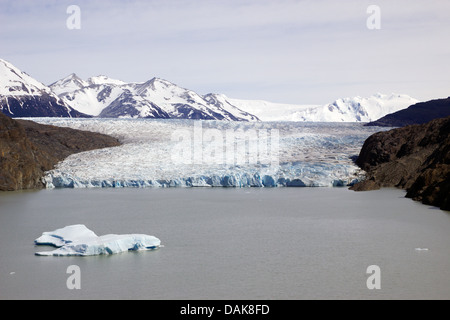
[1,0,449,104]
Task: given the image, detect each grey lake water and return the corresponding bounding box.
[0,187,449,300]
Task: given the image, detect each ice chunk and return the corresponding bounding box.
[34,224,98,247]
[34,224,161,256]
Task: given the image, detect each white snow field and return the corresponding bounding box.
[227,93,419,122]
[28,118,387,189]
[34,224,161,256]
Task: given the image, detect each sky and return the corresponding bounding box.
[0,0,449,105]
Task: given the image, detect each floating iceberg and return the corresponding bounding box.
[34,224,161,256]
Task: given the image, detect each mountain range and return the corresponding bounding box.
[49,73,257,121]
[1,58,419,122]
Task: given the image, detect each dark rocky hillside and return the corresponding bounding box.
[351,116,450,211]
[0,113,120,191]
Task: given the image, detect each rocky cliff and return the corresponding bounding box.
[0,113,120,191]
[351,116,450,211]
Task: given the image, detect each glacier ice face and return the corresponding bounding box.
[34,224,161,256]
[28,118,388,189]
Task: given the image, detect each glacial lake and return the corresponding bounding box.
[0,187,449,300]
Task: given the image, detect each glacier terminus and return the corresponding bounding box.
[27,118,389,189]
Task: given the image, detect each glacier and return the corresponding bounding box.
[26,118,389,189]
[34,224,161,256]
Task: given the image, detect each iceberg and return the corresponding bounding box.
[34,224,161,256]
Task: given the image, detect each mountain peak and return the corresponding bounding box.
[0,59,49,96]
[49,73,88,95]
[141,77,175,88]
[0,58,13,68]
[87,75,126,86]
[61,73,83,83]
[0,58,23,72]
[0,59,89,118]
[133,77,179,96]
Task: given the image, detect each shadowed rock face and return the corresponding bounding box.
[1,94,90,118]
[0,113,120,191]
[0,113,50,190]
[351,116,450,211]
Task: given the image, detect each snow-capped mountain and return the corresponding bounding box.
[0,59,88,118]
[50,73,128,117]
[50,75,259,121]
[1,58,418,121]
[304,93,420,122]
[227,93,420,122]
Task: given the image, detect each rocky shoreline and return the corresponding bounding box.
[0,113,120,191]
[351,116,450,211]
